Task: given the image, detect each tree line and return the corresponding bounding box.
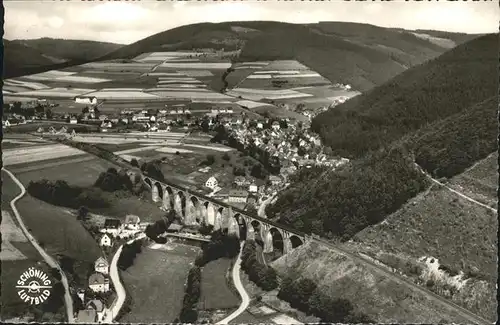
[240,241,278,290]
[27,179,109,209]
[177,266,202,323]
[278,276,374,323]
[117,240,143,270]
[195,230,240,267]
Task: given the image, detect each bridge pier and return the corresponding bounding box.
[141,175,306,253]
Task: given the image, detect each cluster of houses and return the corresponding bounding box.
[98,215,145,247]
[76,257,110,323]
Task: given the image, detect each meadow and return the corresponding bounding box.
[120,243,200,323]
[200,258,240,310]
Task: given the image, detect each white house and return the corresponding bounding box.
[88,272,109,292]
[248,184,258,193]
[256,122,264,129]
[94,257,109,275]
[99,234,112,247]
[271,121,280,131]
[205,176,218,190]
[74,96,97,105]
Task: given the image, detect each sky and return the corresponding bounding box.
[4,0,499,44]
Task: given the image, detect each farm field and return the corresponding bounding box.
[10,184,102,269]
[120,242,200,323]
[200,258,240,310]
[3,143,88,167]
[14,155,115,187]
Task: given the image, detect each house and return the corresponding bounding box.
[205,176,218,190]
[269,175,281,186]
[256,122,264,129]
[76,289,85,303]
[228,190,248,203]
[125,215,141,230]
[86,299,105,321]
[69,118,78,124]
[94,257,109,275]
[103,218,122,235]
[234,176,246,187]
[99,234,112,247]
[248,184,258,193]
[88,272,109,292]
[76,309,97,323]
[74,96,97,105]
[98,115,108,121]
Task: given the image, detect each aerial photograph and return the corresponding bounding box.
[1,0,498,324]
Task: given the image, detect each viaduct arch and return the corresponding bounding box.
[142,175,307,254]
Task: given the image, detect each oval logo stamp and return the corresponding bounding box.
[15,267,53,305]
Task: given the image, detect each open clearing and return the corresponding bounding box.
[158,62,232,70]
[448,152,498,207]
[9,87,96,98]
[352,177,498,320]
[200,258,240,310]
[120,242,200,323]
[271,241,473,324]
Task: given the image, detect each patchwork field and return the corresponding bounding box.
[120,242,200,323]
[4,54,357,116]
[1,211,30,261]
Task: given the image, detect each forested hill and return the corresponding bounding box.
[266,33,498,242]
[310,33,498,158]
[12,38,123,62]
[99,21,475,91]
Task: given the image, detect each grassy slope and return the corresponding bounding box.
[352,154,498,319]
[12,38,123,62]
[271,241,471,323]
[200,258,240,310]
[120,244,199,323]
[311,33,498,158]
[100,21,463,91]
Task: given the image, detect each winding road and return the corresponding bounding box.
[216,242,250,324]
[102,233,146,323]
[3,168,75,323]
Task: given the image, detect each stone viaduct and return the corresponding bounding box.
[142,175,308,254]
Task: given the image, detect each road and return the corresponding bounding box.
[102,233,146,323]
[312,238,492,325]
[3,168,75,323]
[216,242,250,325]
[414,162,497,213]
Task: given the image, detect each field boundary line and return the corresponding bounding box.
[2,168,75,323]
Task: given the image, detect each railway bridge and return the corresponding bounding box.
[142,175,308,254]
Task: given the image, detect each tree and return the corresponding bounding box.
[46,108,53,119]
[130,158,139,167]
[82,106,89,114]
[222,153,231,161]
[77,206,89,221]
[205,154,215,165]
